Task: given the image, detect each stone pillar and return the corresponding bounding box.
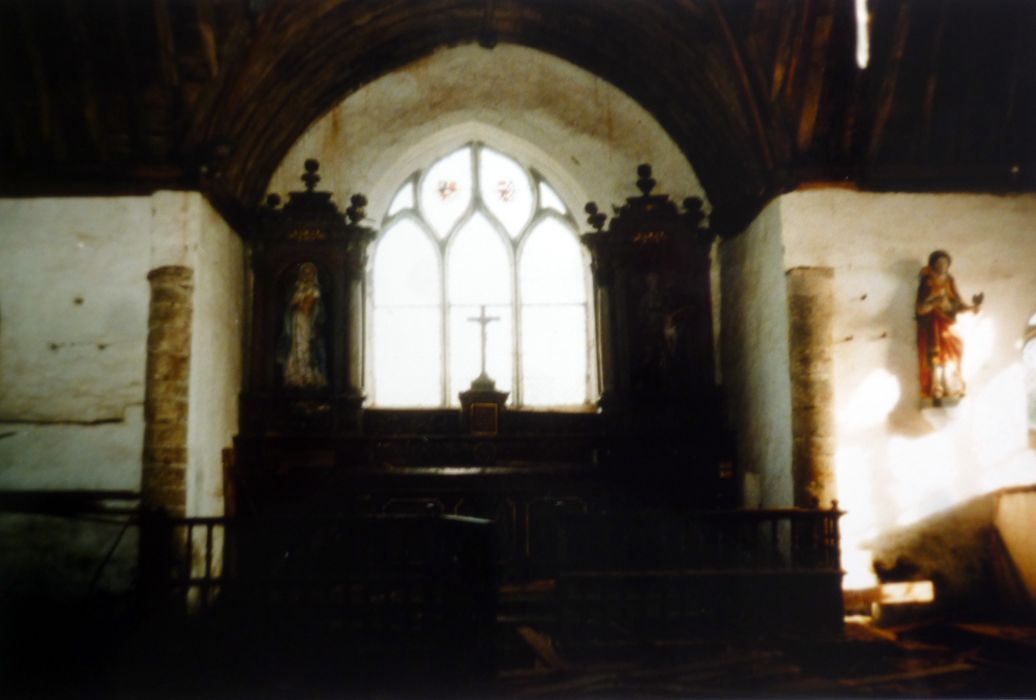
[141,266,194,517]
[786,267,837,509]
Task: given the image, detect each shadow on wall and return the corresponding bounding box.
[884,258,938,438]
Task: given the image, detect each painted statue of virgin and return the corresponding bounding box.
[278,262,328,389]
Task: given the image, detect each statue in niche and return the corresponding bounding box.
[915,250,983,404]
[632,272,689,398]
[278,262,328,389]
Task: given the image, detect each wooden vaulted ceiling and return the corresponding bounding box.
[1,0,1033,234]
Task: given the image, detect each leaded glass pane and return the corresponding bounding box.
[449,303,513,404]
[374,308,442,406]
[387,182,414,216]
[519,217,586,304]
[479,147,533,237]
[419,147,472,238]
[521,305,586,406]
[373,219,439,307]
[372,219,442,406]
[537,181,567,214]
[447,212,512,306]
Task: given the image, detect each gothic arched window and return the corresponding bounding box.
[370,142,593,408]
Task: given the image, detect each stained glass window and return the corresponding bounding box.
[478,147,533,237]
[370,142,593,407]
[419,147,472,238]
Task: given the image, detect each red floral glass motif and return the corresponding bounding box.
[437,180,459,201]
[497,179,515,202]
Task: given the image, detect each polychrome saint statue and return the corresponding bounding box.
[915,250,983,404]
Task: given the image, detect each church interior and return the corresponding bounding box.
[1,0,1035,697]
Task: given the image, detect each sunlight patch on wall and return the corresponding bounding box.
[972,364,1028,471]
[974,364,1036,493]
[956,313,995,381]
[835,370,903,590]
[834,446,879,589]
[838,368,900,431]
[837,358,1036,591]
[887,432,963,527]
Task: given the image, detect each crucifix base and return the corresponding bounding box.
[459,374,509,436]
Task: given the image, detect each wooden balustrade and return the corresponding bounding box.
[141,514,498,670]
[555,508,845,642]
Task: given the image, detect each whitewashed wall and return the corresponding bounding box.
[719,201,794,509]
[0,197,151,597]
[0,193,243,597]
[267,43,705,223]
[779,189,1036,588]
[186,200,243,518]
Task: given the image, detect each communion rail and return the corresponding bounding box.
[555,507,845,641]
[139,514,497,671]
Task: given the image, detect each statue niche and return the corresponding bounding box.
[278,261,329,390]
[582,165,718,438]
[240,159,376,435]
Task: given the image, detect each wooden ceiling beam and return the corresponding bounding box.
[15,2,63,160]
[768,4,798,102]
[781,0,813,105]
[196,0,221,79]
[0,6,26,162]
[998,3,1031,175]
[2,0,1031,204]
[866,1,911,163]
[795,8,833,153]
[153,0,181,87]
[708,0,775,171]
[63,0,108,161]
[918,0,947,161]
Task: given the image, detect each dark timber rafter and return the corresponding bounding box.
[0,0,1032,218]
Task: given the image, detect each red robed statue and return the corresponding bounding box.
[915,250,983,404]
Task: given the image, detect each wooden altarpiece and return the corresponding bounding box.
[232,161,735,582]
[582,165,727,494]
[240,159,375,437]
[218,161,843,639]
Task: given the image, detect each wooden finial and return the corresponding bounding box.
[585,202,606,232]
[683,197,705,228]
[302,159,321,191]
[636,164,656,196]
[346,194,368,224]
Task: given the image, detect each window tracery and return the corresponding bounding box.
[370,142,593,408]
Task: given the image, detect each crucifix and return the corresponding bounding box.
[467,304,500,383]
[460,304,508,434]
